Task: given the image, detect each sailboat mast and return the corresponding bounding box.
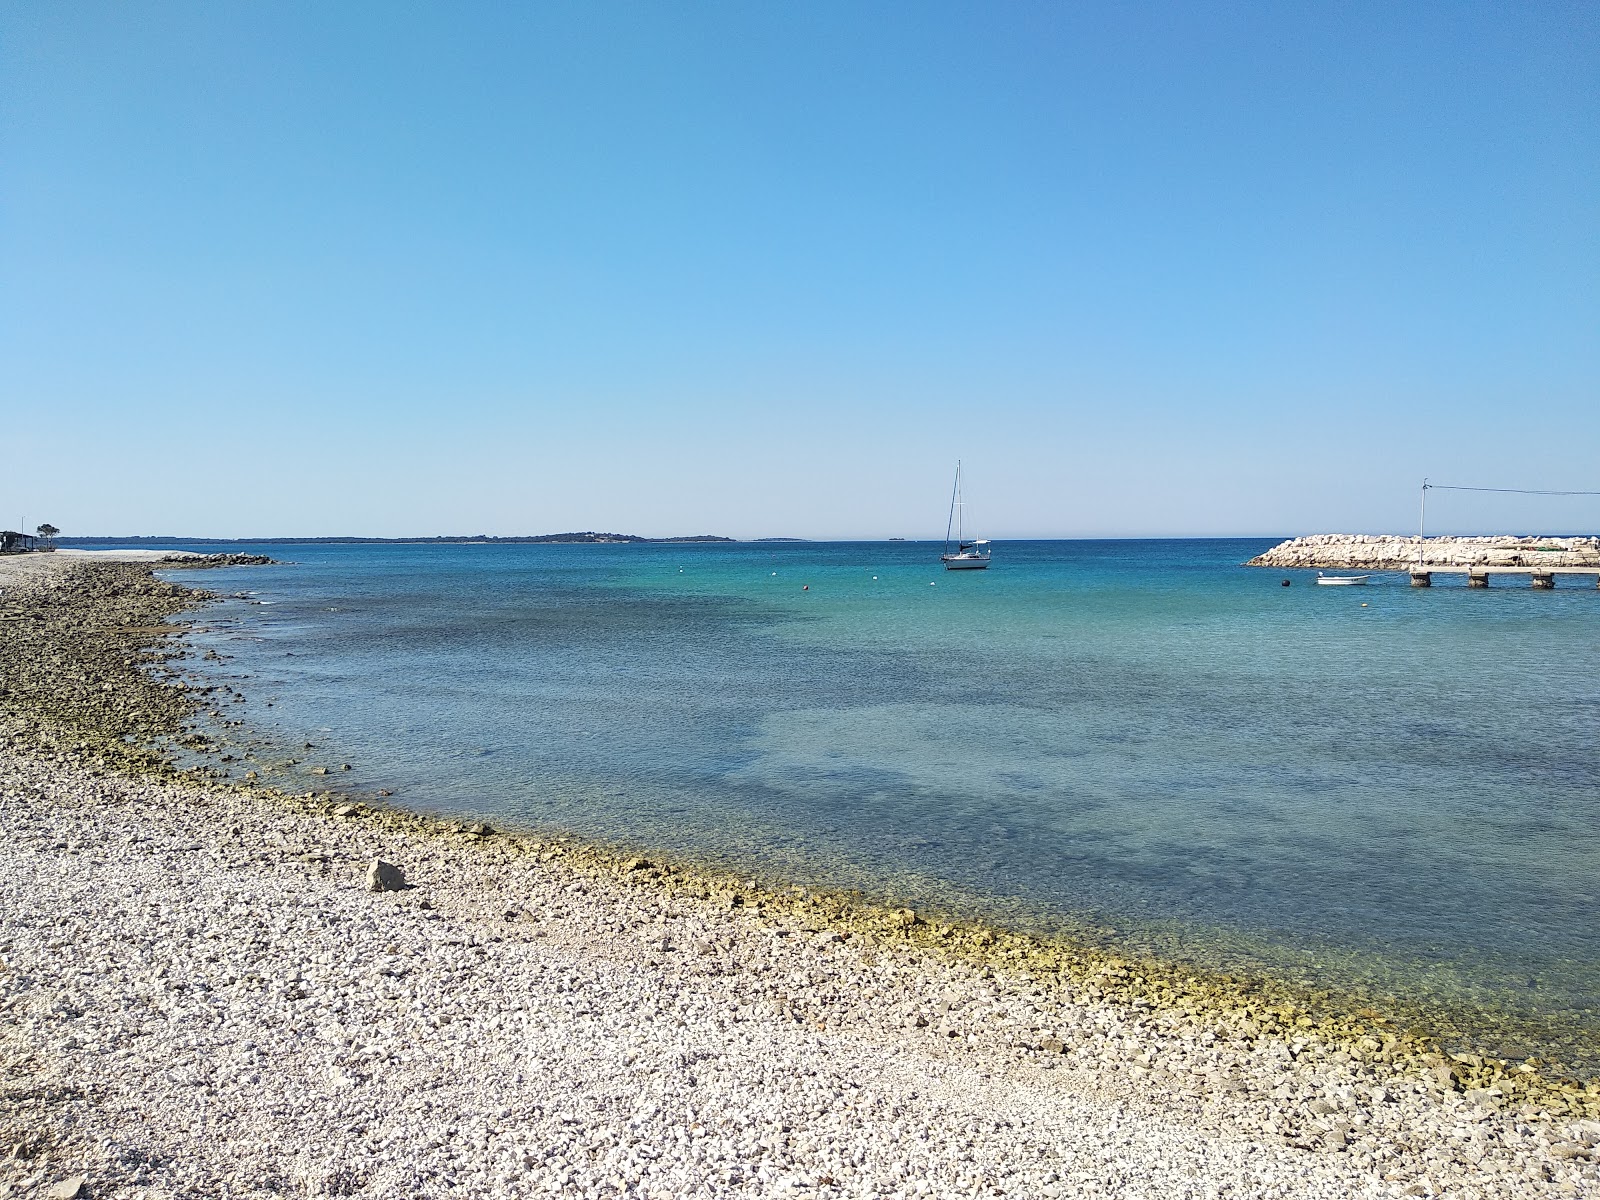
[956,469,964,544]
[945,461,961,555]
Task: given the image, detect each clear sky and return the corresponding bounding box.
[4,2,1597,539]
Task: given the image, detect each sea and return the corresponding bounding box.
[125,538,1598,1070]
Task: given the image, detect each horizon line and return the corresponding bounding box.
[45,530,1600,546]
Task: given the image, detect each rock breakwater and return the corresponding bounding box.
[1247,535,1600,571]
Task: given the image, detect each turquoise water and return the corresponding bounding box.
[155,540,1599,1063]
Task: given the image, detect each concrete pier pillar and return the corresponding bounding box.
[1468,570,1490,588]
[1410,571,1432,587]
[1532,572,1555,589]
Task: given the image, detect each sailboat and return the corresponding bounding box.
[941,461,991,570]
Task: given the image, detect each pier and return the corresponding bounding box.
[1408,566,1600,588]
[1407,481,1600,588]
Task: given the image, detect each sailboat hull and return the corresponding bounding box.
[941,555,991,570]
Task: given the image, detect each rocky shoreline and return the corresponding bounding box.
[2,555,1598,1198]
[1246,535,1600,571]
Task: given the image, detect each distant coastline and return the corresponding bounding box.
[59,532,736,547]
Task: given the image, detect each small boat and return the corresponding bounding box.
[941,461,991,570]
[1315,572,1370,586]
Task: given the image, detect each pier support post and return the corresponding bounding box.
[1468,570,1490,588]
[1409,571,1432,588]
[1532,572,1555,589]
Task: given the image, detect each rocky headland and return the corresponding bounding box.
[2,554,1597,1198]
[1246,535,1600,571]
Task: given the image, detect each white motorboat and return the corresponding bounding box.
[1315,572,1370,586]
[941,461,991,570]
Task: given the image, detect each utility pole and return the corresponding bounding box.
[1417,481,1427,567]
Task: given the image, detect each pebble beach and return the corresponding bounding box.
[2,553,1597,1199]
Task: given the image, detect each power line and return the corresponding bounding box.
[1416,479,1600,560]
[1422,484,1600,496]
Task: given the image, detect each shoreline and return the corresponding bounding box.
[34,557,1600,1083]
[2,553,1597,1196]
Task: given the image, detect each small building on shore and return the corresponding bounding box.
[0,531,38,554]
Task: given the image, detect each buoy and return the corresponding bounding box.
[1360,602,1368,607]
[771,572,777,576]
[1280,579,1291,587]
[872,576,878,580]
[802,585,809,591]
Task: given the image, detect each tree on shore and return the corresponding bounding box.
[35,523,59,550]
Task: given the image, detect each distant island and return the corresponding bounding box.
[60,533,736,546]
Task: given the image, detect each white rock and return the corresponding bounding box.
[365,858,406,892]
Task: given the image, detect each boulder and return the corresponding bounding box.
[366,859,406,892]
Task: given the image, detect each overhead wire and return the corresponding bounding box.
[1422,484,1600,496]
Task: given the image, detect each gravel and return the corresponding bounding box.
[3,750,1596,1199]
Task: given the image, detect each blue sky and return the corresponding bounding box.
[4,2,1597,538]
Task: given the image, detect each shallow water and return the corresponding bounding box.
[151,539,1600,1066]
